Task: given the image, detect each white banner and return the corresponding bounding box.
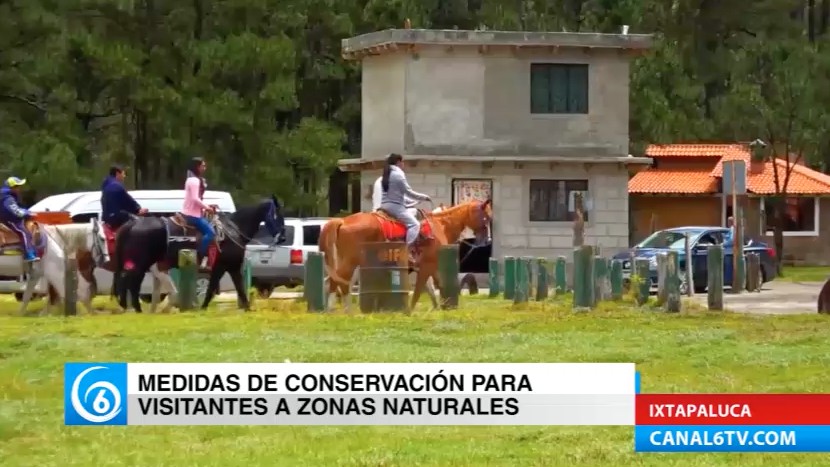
[64,362,637,426]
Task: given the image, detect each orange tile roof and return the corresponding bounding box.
[646,144,745,158]
[747,159,830,195]
[633,143,830,195]
[629,169,719,194]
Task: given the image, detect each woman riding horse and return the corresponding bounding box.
[378,153,431,264]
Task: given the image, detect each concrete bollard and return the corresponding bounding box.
[177,249,198,311]
[592,256,608,304]
[514,257,530,304]
[554,256,567,295]
[64,255,78,316]
[634,258,650,306]
[707,245,724,311]
[304,252,326,312]
[573,246,594,309]
[488,258,500,297]
[656,252,669,307]
[610,259,623,300]
[503,256,516,300]
[665,250,681,313]
[438,245,460,309]
[746,253,761,293]
[535,258,549,300]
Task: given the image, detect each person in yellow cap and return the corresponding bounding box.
[0,177,38,262]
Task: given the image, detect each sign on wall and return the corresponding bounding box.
[452,179,493,240]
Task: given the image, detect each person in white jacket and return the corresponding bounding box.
[377,154,431,262]
[372,174,419,215]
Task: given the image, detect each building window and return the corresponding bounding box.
[762,197,819,236]
[529,180,589,222]
[530,63,589,114]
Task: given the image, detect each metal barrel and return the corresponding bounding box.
[359,242,410,312]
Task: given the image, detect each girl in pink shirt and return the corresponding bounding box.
[181,157,216,268]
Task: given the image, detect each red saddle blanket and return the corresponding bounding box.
[103,223,117,258]
[376,214,433,241]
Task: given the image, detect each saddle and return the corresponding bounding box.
[163,212,221,270]
[374,208,434,243]
[0,220,43,256]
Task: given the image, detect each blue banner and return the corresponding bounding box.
[636,425,830,452]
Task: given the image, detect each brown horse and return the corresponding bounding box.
[320,199,493,311]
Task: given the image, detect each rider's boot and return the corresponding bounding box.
[23,249,39,263]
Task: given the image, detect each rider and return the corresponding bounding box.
[372,174,418,212]
[101,165,147,231]
[181,157,217,269]
[379,153,431,263]
[0,177,38,262]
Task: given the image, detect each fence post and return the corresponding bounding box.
[573,246,594,309]
[746,253,761,292]
[64,255,78,316]
[665,250,681,313]
[503,256,516,300]
[177,249,198,311]
[592,256,608,304]
[656,253,668,307]
[535,258,549,300]
[488,258,500,297]
[634,258,650,306]
[707,245,724,311]
[304,252,326,312]
[610,259,623,300]
[554,256,567,295]
[438,245,460,309]
[514,257,530,304]
[684,233,694,297]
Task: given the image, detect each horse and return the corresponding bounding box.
[110,195,286,313]
[321,198,492,311]
[320,205,445,310]
[16,222,102,315]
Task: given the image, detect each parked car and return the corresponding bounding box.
[614,226,778,293]
[7,190,238,303]
[246,217,329,297]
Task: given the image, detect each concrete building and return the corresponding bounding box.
[338,29,653,259]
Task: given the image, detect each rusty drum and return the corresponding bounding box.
[359,242,410,312]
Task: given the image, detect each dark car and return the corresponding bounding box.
[613,227,778,293]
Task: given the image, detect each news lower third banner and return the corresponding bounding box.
[64,362,636,426]
[635,394,830,452]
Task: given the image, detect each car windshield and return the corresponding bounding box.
[636,230,698,249]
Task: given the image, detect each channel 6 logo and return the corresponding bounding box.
[64,363,128,425]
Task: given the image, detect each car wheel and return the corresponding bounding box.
[460,273,478,295]
[257,286,274,298]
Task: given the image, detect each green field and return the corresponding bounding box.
[778,266,830,283]
[1,294,829,466]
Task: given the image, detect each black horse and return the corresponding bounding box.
[111,195,285,312]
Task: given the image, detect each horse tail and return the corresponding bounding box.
[319,218,350,287]
[110,222,130,298]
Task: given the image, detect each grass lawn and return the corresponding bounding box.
[1,294,829,466]
[777,266,830,283]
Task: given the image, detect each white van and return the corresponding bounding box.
[17,189,238,303]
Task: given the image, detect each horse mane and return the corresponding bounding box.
[40,223,92,254]
[429,200,477,219]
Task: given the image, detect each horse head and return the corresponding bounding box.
[264,194,286,244]
[466,198,492,246]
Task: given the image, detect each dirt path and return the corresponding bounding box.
[690,280,823,315]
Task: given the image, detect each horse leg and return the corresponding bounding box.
[202,264,226,310]
[18,263,42,316]
[126,269,144,313]
[150,264,177,313]
[422,273,439,310]
[226,267,249,311]
[76,275,94,314]
[410,270,429,312]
